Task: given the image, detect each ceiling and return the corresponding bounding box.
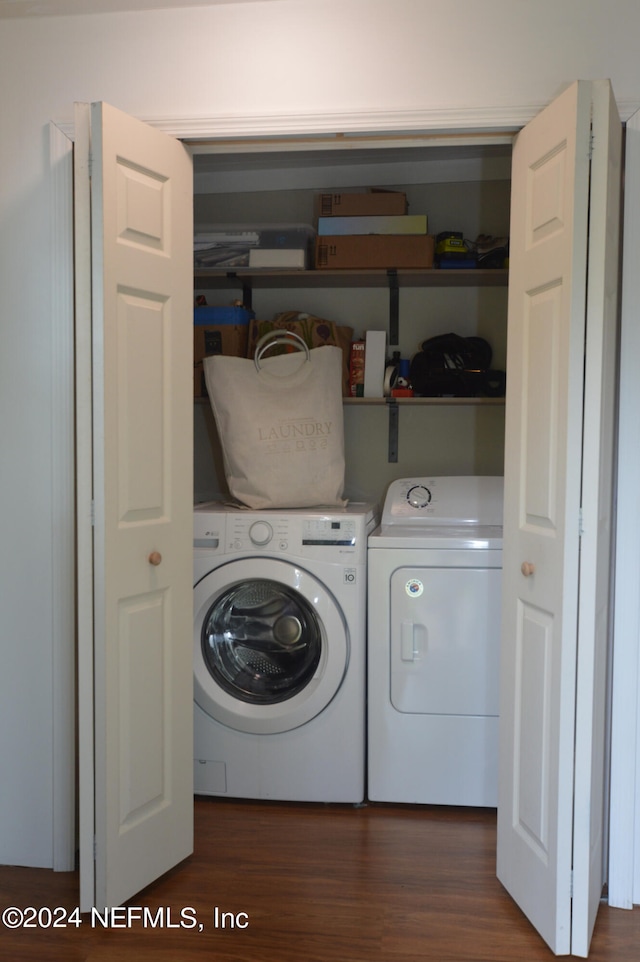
[0,0,274,18]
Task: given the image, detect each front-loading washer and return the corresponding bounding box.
[367,476,503,807]
[193,501,378,803]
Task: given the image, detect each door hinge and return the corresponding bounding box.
[93,836,97,861]
[90,500,95,526]
[570,869,574,898]
[579,508,584,537]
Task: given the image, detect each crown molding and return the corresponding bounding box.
[56,99,640,144]
[153,104,532,140]
[55,104,536,142]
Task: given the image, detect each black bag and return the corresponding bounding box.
[409,333,505,398]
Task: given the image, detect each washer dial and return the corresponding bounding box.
[248,520,273,546]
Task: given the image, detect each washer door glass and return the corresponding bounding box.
[202,579,322,705]
[194,558,349,735]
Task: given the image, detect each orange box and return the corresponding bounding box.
[315,234,434,270]
[315,190,407,218]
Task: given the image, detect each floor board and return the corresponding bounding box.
[1,798,638,961]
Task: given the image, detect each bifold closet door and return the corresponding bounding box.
[75,101,194,911]
[497,79,621,957]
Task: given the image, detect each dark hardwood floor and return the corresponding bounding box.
[1,798,639,961]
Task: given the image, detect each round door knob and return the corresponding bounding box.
[148,551,162,566]
[521,561,535,577]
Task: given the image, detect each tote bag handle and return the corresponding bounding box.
[254,330,310,372]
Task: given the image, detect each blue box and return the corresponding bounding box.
[194,306,254,326]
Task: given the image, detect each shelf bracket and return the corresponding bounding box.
[224,272,253,311]
[387,269,399,346]
[386,398,399,463]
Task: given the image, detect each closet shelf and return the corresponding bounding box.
[195,396,505,406]
[345,396,505,405]
[193,267,509,291]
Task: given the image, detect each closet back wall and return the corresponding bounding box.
[194,160,510,503]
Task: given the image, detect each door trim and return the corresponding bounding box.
[48,121,76,873]
[609,110,640,910]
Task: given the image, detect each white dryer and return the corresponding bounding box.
[367,476,503,807]
[193,501,377,803]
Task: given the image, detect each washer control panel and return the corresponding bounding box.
[302,517,357,547]
[229,515,291,552]
[224,514,358,553]
[194,502,376,564]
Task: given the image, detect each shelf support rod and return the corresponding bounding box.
[386,398,399,463]
[224,271,253,311]
[387,269,399,346]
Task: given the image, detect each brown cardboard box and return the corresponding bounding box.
[315,190,407,218]
[193,324,249,397]
[194,361,207,399]
[315,234,435,270]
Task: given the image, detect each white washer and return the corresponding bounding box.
[193,501,378,803]
[367,476,503,807]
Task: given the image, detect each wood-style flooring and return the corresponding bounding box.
[1,798,639,961]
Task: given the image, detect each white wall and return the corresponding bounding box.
[2,0,640,869]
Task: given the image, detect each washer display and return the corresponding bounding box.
[193,501,377,803]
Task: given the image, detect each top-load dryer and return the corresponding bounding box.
[367,476,503,806]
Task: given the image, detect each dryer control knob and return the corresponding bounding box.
[407,484,432,509]
[249,520,274,546]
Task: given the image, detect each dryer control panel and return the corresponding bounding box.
[381,476,504,527]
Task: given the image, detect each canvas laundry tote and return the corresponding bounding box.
[204,331,346,509]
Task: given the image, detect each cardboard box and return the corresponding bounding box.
[317,214,427,236]
[316,190,407,218]
[194,324,249,364]
[315,234,435,270]
[194,306,253,396]
[193,327,249,397]
[194,361,207,399]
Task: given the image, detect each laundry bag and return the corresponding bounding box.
[204,330,347,509]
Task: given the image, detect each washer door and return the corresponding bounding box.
[194,558,348,734]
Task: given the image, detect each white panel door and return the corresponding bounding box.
[75,101,194,910]
[497,80,620,956]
